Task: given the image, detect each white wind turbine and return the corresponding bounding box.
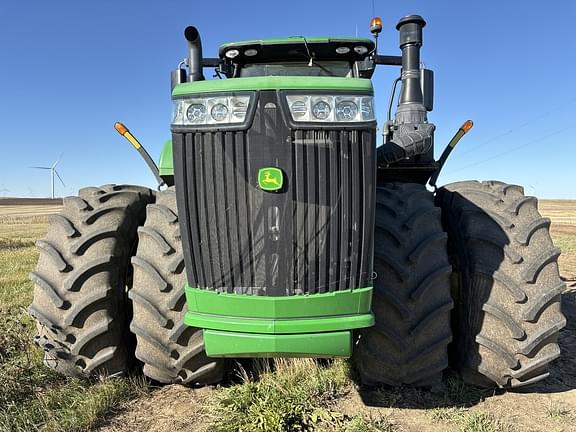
[30,154,65,199]
[0,184,9,197]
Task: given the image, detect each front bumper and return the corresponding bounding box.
[184,285,374,357]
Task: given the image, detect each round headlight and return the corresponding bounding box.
[290,100,308,119]
[336,101,358,121]
[211,103,229,121]
[312,101,331,120]
[186,103,207,123]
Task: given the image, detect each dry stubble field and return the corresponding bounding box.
[0,198,575,432]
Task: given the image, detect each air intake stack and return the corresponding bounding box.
[378,15,435,165]
[396,15,427,123]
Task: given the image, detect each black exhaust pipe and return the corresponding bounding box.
[184,26,205,82]
[378,15,435,165]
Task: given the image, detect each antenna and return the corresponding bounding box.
[30,154,65,199]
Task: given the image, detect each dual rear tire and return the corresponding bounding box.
[354,181,565,389]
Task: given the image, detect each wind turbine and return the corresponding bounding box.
[30,154,65,199]
[0,184,9,197]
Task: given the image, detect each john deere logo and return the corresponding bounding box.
[258,167,283,191]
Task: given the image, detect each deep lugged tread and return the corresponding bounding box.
[353,183,453,387]
[130,187,226,386]
[28,184,154,378]
[437,180,566,388]
[29,272,66,309]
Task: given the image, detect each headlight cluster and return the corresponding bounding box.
[172,95,251,126]
[286,95,375,123]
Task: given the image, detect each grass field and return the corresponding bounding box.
[1,199,575,432]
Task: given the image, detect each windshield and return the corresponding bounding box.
[239,61,352,78]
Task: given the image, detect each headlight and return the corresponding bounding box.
[312,100,331,120]
[186,104,207,123]
[172,95,251,126]
[286,95,375,123]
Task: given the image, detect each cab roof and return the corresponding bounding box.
[218,37,375,63]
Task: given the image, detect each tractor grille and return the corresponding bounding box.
[173,93,375,296]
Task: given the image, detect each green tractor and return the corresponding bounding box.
[29,15,565,389]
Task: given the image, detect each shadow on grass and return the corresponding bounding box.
[357,371,498,409]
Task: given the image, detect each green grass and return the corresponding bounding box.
[0,216,147,432]
[207,358,393,432]
[545,402,573,423]
[553,235,576,256]
[208,358,351,432]
[430,409,515,432]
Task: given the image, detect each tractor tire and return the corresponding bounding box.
[436,181,566,388]
[28,184,155,378]
[129,187,226,385]
[354,183,453,387]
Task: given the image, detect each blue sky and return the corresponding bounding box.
[0,1,574,198]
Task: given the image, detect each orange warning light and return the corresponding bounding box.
[370,17,383,35]
[461,120,474,134]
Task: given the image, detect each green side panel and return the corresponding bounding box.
[185,312,374,334]
[220,36,374,50]
[172,76,373,97]
[158,140,173,176]
[204,329,352,358]
[185,286,372,318]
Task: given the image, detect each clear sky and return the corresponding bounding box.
[0,1,574,198]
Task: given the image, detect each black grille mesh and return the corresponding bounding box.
[173,98,375,296]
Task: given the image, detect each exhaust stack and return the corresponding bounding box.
[378,15,435,165]
[184,26,205,82]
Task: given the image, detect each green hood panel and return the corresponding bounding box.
[172,76,373,97]
[158,140,173,176]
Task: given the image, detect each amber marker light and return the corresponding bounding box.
[114,122,128,136]
[114,122,142,149]
[460,120,474,134]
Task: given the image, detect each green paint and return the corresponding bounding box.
[185,286,373,318]
[158,140,173,176]
[258,167,283,191]
[204,329,352,358]
[219,36,374,50]
[172,76,373,97]
[185,311,374,334]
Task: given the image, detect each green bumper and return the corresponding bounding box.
[184,286,374,358]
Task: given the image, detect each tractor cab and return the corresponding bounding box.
[217,37,375,78]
